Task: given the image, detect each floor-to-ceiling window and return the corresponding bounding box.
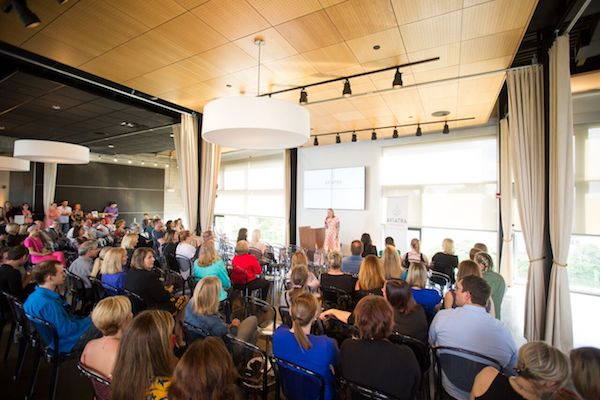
[214,153,285,244]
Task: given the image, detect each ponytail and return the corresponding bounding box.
[290,292,318,350]
[292,318,312,350]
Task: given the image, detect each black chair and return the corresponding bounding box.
[389,332,431,400]
[175,255,193,280]
[121,288,146,314]
[223,334,273,400]
[322,316,358,348]
[278,305,292,328]
[244,296,276,351]
[64,269,92,314]
[320,285,354,311]
[1,292,28,380]
[340,378,399,400]
[88,276,107,304]
[272,355,325,400]
[433,346,504,400]
[0,291,15,364]
[429,271,451,296]
[181,321,210,345]
[24,313,81,400]
[162,269,187,296]
[353,288,383,303]
[77,362,111,400]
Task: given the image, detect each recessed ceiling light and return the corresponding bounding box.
[0,126,5,130]
[108,144,114,148]
[169,134,174,138]
[165,164,169,168]
[51,105,61,110]
[120,121,127,126]
[431,110,450,117]
[141,161,145,165]
[128,160,132,164]
[373,45,381,50]
[153,163,158,167]
[113,158,118,162]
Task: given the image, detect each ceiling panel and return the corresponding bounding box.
[192,0,270,41]
[275,10,344,53]
[325,0,398,41]
[246,0,322,25]
[391,0,464,25]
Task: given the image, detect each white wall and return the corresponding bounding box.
[296,124,498,253]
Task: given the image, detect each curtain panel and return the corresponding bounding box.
[43,163,57,214]
[506,65,546,341]
[499,118,513,286]
[199,137,221,233]
[545,34,574,352]
[173,115,199,233]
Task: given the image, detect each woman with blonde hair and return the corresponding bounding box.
[120,233,138,270]
[431,238,459,284]
[569,347,600,400]
[249,229,267,254]
[184,276,257,343]
[355,255,385,295]
[273,292,338,400]
[382,245,403,280]
[111,310,178,400]
[168,337,239,400]
[406,262,441,319]
[81,296,132,379]
[192,240,230,301]
[285,250,319,292]
[471,341,570,400]
[101,247,128,293]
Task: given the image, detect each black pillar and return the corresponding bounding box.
[289,148,298,245]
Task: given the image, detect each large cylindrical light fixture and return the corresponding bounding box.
[202,96,310,150]
[0,156,30,171]
[14,140,90,164]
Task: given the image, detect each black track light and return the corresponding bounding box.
[371,129,377,140]
[392,127,399,138]
[392,68,403,88]
[342,79,352,97]
[336,133,341,144]
[313,136,319,146]
[57,0,69,4]
[299,88,308,105]
[12,0,40,28]
[443,122,449,134]
[416,124,422,136]
[351,132,357,142]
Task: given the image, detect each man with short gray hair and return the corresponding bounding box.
[68,240,99,289]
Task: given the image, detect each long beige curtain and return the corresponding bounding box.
[173,114,199,233]
[499,118,513,286]
[506,65,546,341]
[43,163,57,215]
[284,149,292,244]
[199,135,221,233]
[545,34,574,352]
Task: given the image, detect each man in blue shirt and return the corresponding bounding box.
[341,240,363,275]
[24,260,98,353]
[429,275,518,400]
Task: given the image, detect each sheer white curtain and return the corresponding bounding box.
[507,65,546,341]
[499,118,513,286]
[199,137,221,233]
[43,163,57,215]
[173,114,199,233]
[545,34,574,351]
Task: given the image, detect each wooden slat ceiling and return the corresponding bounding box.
[0,0,538,146]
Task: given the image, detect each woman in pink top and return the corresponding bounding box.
[231,240,271,301]
[45,202,60,227]
[21,202,33,224]
[23,225,66,265]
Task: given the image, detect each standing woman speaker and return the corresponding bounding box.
[324,208,340,253]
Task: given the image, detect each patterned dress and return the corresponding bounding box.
[324,216,340,252]
[146,376,171,400]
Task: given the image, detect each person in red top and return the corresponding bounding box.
[231,240,271,301]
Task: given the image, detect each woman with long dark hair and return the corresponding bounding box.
[383,279,428,343]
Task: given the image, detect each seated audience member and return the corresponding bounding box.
[474,252,506,320]
[402,238,429,268]
[339,296,420,399]
[378,236,401,256]
[90,246,110,279]
[274,292,338,400]
[111,310,177,400]
[173,219,184,232]
[360,232,377,257]
[68,240,98,289]
[342,240,363,275]
[80,296,132,379]
[406,262,441,318]
[34,220,55,250]
[124,248,177,313]
[5,223,24,247]
[160,229,178,258]
[21,202,33,224]
[471,341,570,400]
[429,275,517,400]
[469,242,488,260]
[151,219,165,250]
[320,251,356,295]
[193,240,230,301]
[286,251,319,292]
[382,245,403,280]
[0,245,31,301]
[231,240,271,301]
[237,227,248,242]
[383,279,428,344]
[431,238,459,284]
[103,202,119,222]
[101,248,128,294]
[23,225,66,265]
[249,228,268,254]
[168,337,239,400]
[443,260,495,317]
[24,260,98,353]
[71,203,84,224]
[120,233,138,270]
[569,347,600,400]
[282,264,309,307]
[184,276,257,343]
[355,255,385,295]
[175,230,197,261]
[69,224,88,250]
[112,219,127,242]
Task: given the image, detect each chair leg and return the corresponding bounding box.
[13,339,28,381]
[3,322,15,363]
[49,358,60,400]
[26,348,42,400]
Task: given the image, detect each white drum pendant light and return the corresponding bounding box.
[201,38,310,150]
[0,156,30,171]
[14,140,90,164]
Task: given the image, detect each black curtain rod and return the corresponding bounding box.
[260,57,440,97]
[312,117,475,137]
